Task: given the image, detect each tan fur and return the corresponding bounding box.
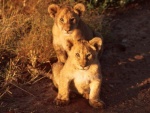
[48,3,103,63]
[52,37,104,108]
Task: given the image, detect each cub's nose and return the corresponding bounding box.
[80,64,86,68]
[64,24,71,32]
[80,62,88,69]
[64,28,71,32]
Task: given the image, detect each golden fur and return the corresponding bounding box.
[52,37,104,108]
[48,3,103,63]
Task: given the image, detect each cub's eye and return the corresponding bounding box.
[76,53,80,57]
[86,53,92,59]
[60,18,64,22]
[70,18,75,22]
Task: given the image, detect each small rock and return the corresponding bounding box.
[134,55,144,60]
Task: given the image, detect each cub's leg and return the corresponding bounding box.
[53,73,70,106]
[89,79,104,109]
[52,62,64,88]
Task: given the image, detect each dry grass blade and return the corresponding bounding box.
[0,87,11,99]
[32,76,46,84]
[10,83,36,97]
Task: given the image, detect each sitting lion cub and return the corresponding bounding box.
[48,3,103,63]
[52,37,104,108]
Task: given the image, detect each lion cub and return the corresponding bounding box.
[48,3,102,63]
[52,37,104,108]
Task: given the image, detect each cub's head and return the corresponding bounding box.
[67,37,102,70]
[48,3,85,34]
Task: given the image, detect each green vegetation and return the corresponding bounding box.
[56,0,138,10]
[86,0,137,8]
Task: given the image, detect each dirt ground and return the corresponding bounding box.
[0,1,150,113]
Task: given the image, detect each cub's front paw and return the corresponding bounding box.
[82,92,89,99]
[89,100,105,109]
[53,98,70,106]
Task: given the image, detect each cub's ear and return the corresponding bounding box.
[66,40,73,52]
[89,37,103,52]
[74,3,85,16]
[48,4,60,18]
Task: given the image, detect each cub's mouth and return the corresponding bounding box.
[63,30,73,35]
[78,66,90,70]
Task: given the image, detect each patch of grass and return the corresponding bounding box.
[0,0,56,98]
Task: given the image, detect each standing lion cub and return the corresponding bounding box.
[48,3,103,63]
[52,37,104,108]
